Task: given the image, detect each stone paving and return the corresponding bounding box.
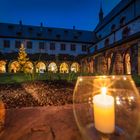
[0,105,82,140]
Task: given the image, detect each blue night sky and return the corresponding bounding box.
[0,0,120,31]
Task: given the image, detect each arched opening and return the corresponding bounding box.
[115,53,123,74]
[9,61,20,73]
[125,53,131,74]
[0,61,6,73]
[107,57,111,72]
[60,62,69,73]
[97,56,107,74]
[23,61,34,73]
[48,62,58,73]
[36,62,46,73]
[71,62,80,73]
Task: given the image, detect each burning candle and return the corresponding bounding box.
[93,87,115,134]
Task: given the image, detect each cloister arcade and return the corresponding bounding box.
[0,61,80,74]
[80,42,139,75]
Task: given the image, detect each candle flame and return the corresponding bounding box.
[101,87,107,96]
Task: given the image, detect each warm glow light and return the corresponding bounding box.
[116,100,121,105]
[112,76,115,79]
[51,66,55,71]
[101,87,107,95]
[79,78,83,82]
[123,76,127,80]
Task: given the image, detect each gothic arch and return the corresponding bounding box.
[114,53,123,74]
[125,53,131,74]
[0,60,6,73]
[48,62,58,73]
[36,61,46,73]
[9,60,20,73]
[60,62,69,73]
[71,62,80,73]
[23,61,34,73]
[97,55,107,74]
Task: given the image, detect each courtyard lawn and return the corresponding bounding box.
[0,73,140,86]
[0,72,94,84]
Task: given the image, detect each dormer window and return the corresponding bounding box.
[64,30,68,34]
[122,27,130,39]
[48,28,52,33]
[104,38,109,47]
[74,36,78,40]
[56,34,61,39]
[37,33,42,37]
[28,27,33,32]
[16,32,22,36]
[8,25,14,29]
[111,24,116,32]
[120,17,126,27]
[78,31,82,35]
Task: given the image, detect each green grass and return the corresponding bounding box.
[0,73,140,86]
[0,72,94,84]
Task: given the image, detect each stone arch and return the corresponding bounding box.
[107,52,113,73]
[48,62,58,73]
[60,62,69,73]
[36,61,46,73]
[125,53,131,74]
[97,55,107,74]
[23,61,34,73]
[0,60,6,73]
[114,53,123,74]
[71,62,80,73]
[9,61,20,73]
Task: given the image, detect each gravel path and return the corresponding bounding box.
[0,81,74,109]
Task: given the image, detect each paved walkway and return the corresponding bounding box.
[0,105,82,140]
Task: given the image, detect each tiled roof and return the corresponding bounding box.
[0,23,96,43]
[94,0,133,32]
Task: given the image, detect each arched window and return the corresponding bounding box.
[122,27,130,39]
[48,62,58,73]
[60,62,69,73]
[125,53,131,74]
[104,38,109,47]
[36,62,46,73]
[24,61,34,73]
[9,61,20,73]
[111,24,116,32]
[120,17,126,27]
[71,62,80,73]
[0,61,6,73]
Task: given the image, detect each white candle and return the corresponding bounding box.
[93,87,115,134]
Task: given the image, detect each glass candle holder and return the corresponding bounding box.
[73,76,140,140]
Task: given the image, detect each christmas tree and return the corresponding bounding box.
[18,44,29,71]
